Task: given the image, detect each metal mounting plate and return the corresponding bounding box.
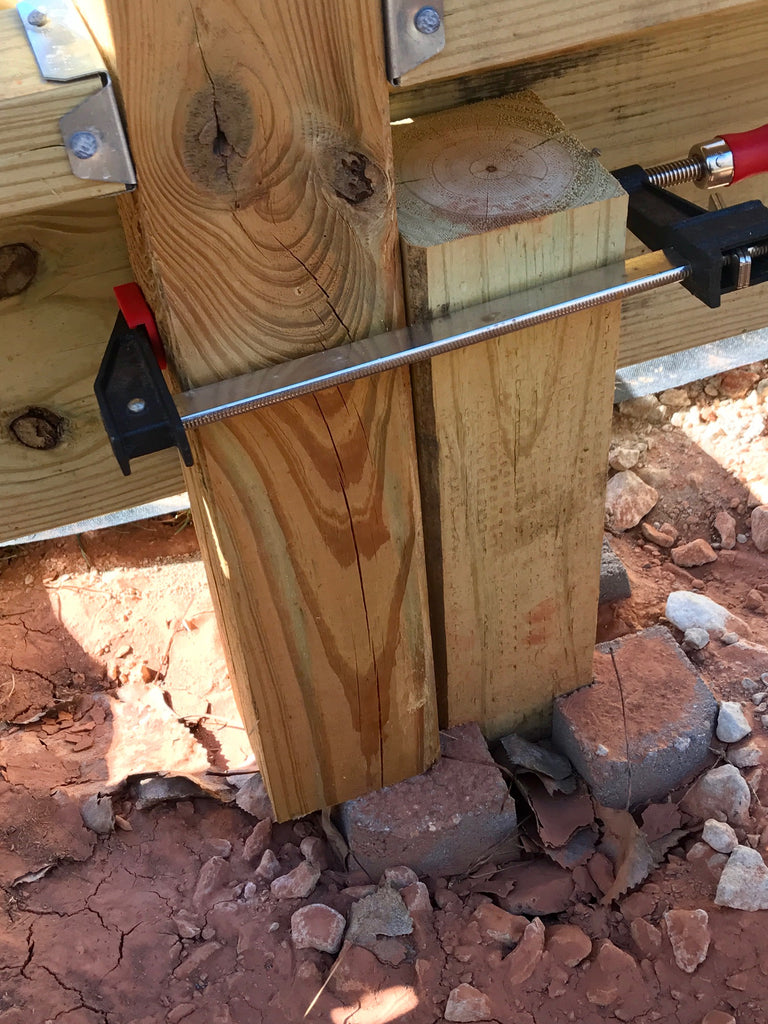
[383,0,445,85]
[17,0,104,81]
[16,0,136,186]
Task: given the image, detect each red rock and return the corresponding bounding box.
[663,908,710,973]
[291,903,345,954]
[641,522,677,548]
[546,923,592,966]
[587,851,615,895]
[719,369,759,399]
[381,865,419,889]
[401,881,432,919]
[444,983,492,1022]
[193,856,229,909]
[243,818,272,865]
[338,723,517,879]
[620,890,657,922]
[605,471,659,532]
[746,589,765,613]
[630,917,662,958]
[498,860,575,916]
[583,939,643,1006]
[472,904,528,944]
[714,510,737,549]
[505,917,545,984]
[671,539,718,567]
[270,859,320,899]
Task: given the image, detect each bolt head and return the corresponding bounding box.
[127,398,146,414]
[68,131,100,160]
[414,5,441,34]
[27,9,49,27]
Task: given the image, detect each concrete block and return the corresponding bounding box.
[337,723,518,880]
[599,537,631,605]
[552,626,717,808]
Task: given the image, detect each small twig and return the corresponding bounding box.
[0,674,16,705]
[75,533,92,569]
[156,596,195,681]
[180,713,246,730]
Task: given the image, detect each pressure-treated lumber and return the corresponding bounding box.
[397,0,756,87]
[395,93,627,736]
[392,1,768,369]
[99,0,438,819]
[0,9,124,217]
[0,199,184,543]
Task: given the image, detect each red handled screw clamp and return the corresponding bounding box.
[614,121,768,308]
[94,283,191,475]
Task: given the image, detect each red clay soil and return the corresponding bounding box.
[2,367,768,1024]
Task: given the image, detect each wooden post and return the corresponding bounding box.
[100,1,438,819]
[394,93,627,737]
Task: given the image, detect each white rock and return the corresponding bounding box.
[701,819,738,854]
[681,764,751,826]
[605,471,659,533]
[682,627,710,652]
[751,692,768,705]
[727,741,763,769]
[659,388,690,409]
[715,846,768,910]
[752,506,768,552]
[665,591,749,639]
[80,794,115,835]
[619,394,663,421]
[609,446,641,472]
[716,702,752,743]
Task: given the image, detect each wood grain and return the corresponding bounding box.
[396,94,627,736]
[0,9,124,216]
[392,1,768,368]
[99,0,438,818]
[0,199,184,542]
[397,0,757,87]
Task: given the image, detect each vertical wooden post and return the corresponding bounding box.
[394,93,627,737]
[100,1,438,819]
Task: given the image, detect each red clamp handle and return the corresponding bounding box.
[113,283,167,370]
[721,123,768,185]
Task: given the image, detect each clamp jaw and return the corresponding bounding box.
[613,164,768,308]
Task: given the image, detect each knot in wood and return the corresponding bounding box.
[333,152,375,205]
[9,407,65,450]
[0,244,38,299]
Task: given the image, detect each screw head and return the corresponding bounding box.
[127,398,146,414]
[414,5,441,34]
[27,9,49,27]
[68,131,100,160]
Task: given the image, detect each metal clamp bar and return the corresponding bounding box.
[175,251,688,429]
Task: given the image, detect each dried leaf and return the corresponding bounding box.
[641,802,683,842]
[516,776,594,848]
[597,806,656,904]
[545,826,599,869]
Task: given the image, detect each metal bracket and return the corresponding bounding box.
[17,0,136,186]
[382,0,445,85]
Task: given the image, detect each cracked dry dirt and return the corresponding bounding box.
[2,366,768,1023]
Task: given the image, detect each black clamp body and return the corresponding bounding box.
[613,165,768,307]
[94,313,193,476]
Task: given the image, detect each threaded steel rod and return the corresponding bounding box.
[645,157,706,188]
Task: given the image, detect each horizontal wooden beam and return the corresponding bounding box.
[393,0,768,368]
[0,199,184,543]
[0,9,126,218]
[397,0,757,88]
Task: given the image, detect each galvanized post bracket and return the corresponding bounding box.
[16,0,136,186]
[382,0,445,85]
